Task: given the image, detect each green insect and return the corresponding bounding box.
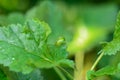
[55,37,65,46]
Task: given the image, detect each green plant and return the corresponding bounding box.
[87,12,120,80]
[0,19,74,80]
[0,12,120,80]
[0,1,120,80]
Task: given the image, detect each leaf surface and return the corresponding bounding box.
[0,19,73,74]
[103,12,120,55]
[87,66,118,80]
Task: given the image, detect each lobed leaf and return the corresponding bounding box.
[87,66,118,80]
[0,19,73,74]
[102,12,120,55]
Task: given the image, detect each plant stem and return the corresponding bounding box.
[91,52,104,70]
[54,67,67,80]
[58,66,73,80]
[74,52,84,80]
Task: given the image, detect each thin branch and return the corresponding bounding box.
[57,66,73,80]
[54,67,67,80]
[91,52,104,70]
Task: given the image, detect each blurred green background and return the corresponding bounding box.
[0,0,120,80]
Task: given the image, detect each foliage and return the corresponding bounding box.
[102,12,120,55]
[0,0,120,80]
[26,1,73,44]
[0,19,73,75]
[87,12,120,80]
[0,69,7,80]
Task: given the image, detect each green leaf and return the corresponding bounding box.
[81,4,118,29]
[102,12,120,55]
[0,19,73,74]
[39,43,74,68]
[7,13,25,25]
[87,66,118,80]
[16,69,43,80]
[95,66,117,76]
[87,70,95,80]
[0,12,25,26]
[0,69,7,80]
[26,1,73,44]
